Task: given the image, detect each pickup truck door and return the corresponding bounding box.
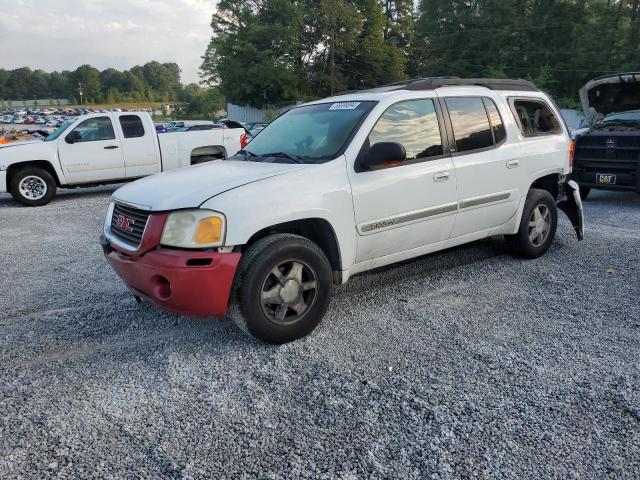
[57,116,125,184]
[440,95,525,238]
[115,114,159,178]
[348,98,458,263]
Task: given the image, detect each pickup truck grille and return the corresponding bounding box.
[110,203,150,248]
[576,134,640,149]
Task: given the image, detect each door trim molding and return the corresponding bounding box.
[358,202,458,235]
[458,191,512,210]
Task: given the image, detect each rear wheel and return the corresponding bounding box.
[10,167,56,206]
[506,189,558,259]
[228,234,333,344]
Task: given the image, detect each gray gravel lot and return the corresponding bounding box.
[1,187,639,479]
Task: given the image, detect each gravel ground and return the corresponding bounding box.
[0,187,639,479]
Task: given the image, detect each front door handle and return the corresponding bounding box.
[506,159,520,169]
[433,171,450,182]
[104,145,119,150]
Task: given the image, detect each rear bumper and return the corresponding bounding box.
[101,235,241,317]
[0,170,7,194]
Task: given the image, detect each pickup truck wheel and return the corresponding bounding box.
[507,189,558,259]
[10,167,56,206]
[579,186,591,200]
[228,234,333,344]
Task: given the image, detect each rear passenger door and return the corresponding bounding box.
[440,95,525,238]
[348,98,458,263]
[116,114,159,178]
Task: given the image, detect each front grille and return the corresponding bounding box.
[110,203,151,248]
[575,147,640,162]
[577,134,640,149]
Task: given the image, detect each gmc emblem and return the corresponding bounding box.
[115,214,136,232]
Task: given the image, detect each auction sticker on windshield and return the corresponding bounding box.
[329,102,361,111]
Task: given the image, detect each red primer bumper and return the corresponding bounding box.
[105,247,241,317]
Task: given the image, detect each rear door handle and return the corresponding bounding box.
[506,159,520,169]
[104,145,119,150]
[433,171,450,182]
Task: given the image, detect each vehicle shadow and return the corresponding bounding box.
[0,184,121,207]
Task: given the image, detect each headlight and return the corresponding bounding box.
[161,209,226,248]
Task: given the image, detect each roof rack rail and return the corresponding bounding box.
[398,77,539,92]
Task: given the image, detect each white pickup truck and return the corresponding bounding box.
[101,78,584,344]
[0,112,246,206]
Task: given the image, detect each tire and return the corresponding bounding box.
[579,186,591,201]
[10,167,57,206]
[506,189,558,259]
[228,233,333,344]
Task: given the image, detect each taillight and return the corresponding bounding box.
[568,140,575,172]
[240,133,248,149]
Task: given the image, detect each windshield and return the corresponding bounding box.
[44,119,75,142]
[601,111,640,123]
[243,101,376,162]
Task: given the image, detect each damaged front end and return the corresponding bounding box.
[558,179,585,241]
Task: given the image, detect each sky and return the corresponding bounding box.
[0,0,218,84]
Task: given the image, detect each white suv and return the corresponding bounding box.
[101,78,584,343]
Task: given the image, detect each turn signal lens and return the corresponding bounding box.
[569,140,575,172]
[195,216,223,244]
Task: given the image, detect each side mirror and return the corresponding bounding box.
[360,142,406,170]
[66,130,81,144]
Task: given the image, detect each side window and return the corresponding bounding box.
[483,98,507,144]
[511,99,561,136]
[445,97,493,153]
[366,99,443,163]
[119,115,145,138]
[67,117,115,143]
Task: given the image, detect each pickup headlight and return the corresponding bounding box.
[161,209,226,248]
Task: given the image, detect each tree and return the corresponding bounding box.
[201,0,306,108]
[73,65,101,103]
[177,83,225,119]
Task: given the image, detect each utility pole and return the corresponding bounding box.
[78,82,83,106]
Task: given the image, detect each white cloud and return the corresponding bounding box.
[0,0,218,83]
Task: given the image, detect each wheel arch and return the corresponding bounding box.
[529,172,563,200]
[242,218,343,281]
[7,160,61,189]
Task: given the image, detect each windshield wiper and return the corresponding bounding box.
[260,152,306,163]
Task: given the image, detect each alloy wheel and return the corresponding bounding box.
[18,175,48,201]
[260,260,318,325]
[528,204,551,247]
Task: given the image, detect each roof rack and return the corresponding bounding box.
[332,77,539,97]
[398,77,539,92]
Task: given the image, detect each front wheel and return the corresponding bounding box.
[228,234,333,343]
[10,167,57,206]
[506,189,558,259]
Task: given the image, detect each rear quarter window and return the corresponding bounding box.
[510,99,561,136]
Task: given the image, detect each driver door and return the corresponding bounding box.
[347,98,458,263]
[58,116,125,184]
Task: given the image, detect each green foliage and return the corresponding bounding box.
[177,84,225,120]
[0,62,183,104]
[201,0,640,108]
[201,0,408,107]
[412,0,640,102]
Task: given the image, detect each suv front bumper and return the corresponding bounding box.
[101,235,241,317]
